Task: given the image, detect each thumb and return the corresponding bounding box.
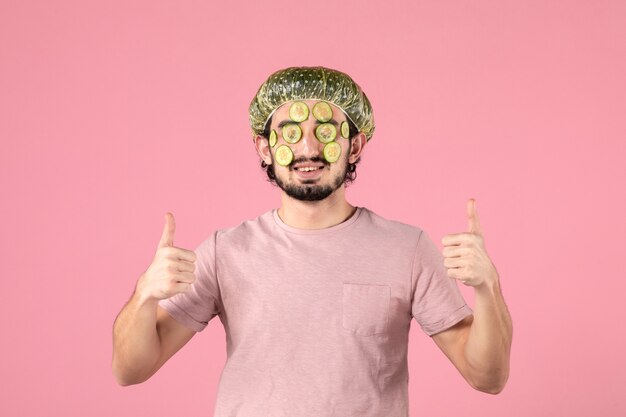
[467,198,483,235]
[158,212,176,248]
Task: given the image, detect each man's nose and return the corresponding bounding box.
[297,127,322,158]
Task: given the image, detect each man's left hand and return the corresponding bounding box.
[441,198,499,288]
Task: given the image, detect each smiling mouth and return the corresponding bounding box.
[295,166,323,172]
[292,166,325,180]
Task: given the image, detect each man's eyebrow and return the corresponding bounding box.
[276,119,339,128]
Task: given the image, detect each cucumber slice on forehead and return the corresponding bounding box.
[312,101,333,122]
[289,101,309,122]
[323,141,341,163]
[275,144,294,166]
[282,123,302,144]
[315,123,337,143]
[340,121,349,138]
[269,129,277,147]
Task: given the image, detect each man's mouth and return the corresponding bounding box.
[292,161,325,171]
[293,164,325,178]
[295,166,323,172]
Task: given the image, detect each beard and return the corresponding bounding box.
[272,156,348,202]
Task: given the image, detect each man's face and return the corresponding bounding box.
[266,100,353,201]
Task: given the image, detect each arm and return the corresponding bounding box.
[431,272,512,394]
[111,288,195,386]
[432,198,513,394]
[112,212,198,386]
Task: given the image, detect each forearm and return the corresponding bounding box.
[111,288,161,386]
[464,274,513,393]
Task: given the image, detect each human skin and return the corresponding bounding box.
[432,198,513,394]
[112,212,197,386]
[254,99,367,230]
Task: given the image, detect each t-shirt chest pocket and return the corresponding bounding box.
[342,283,391,336]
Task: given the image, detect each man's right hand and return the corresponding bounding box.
[135,212,197,302]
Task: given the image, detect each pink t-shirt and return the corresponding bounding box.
[158,206,473,417]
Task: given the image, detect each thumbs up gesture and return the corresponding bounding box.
[135,212,198,301]
[441,199,499,288]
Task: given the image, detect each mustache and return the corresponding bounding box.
[289,156,328,169]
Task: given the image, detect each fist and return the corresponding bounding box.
[135,212,197,301]
[441,199,498,288]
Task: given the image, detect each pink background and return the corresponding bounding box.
[1,0,625,416]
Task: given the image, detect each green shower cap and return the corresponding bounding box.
[249,66,375,141]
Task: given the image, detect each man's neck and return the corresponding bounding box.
[277,187,356,230]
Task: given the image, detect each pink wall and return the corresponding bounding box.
[1,0,624,415]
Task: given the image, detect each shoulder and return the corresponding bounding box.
[211,209,274,248]
[362,207,422,235]
[359,206,425,242]
[190,211,273,261]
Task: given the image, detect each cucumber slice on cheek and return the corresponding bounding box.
[275,145,294,166]
[323,141,341,163]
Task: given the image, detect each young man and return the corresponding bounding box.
[112,66,512,416]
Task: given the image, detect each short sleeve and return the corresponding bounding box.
[411,230,473,336]
[158,230,223,332]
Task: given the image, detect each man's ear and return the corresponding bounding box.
[254,134,273,165]
[348,132,367,164]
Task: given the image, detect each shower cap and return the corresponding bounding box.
[249,66,375,141]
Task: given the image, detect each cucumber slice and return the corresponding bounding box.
[282,123,302,144]
[275,145,294,166]
[289,101,309,122]
[312,101,333,122]
[269,129,277,147]
[340,121,349,138]
[315,123,337,143]
[323,141,341,163]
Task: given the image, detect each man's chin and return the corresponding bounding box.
[282,185,334,201]
[274,166,347,201]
